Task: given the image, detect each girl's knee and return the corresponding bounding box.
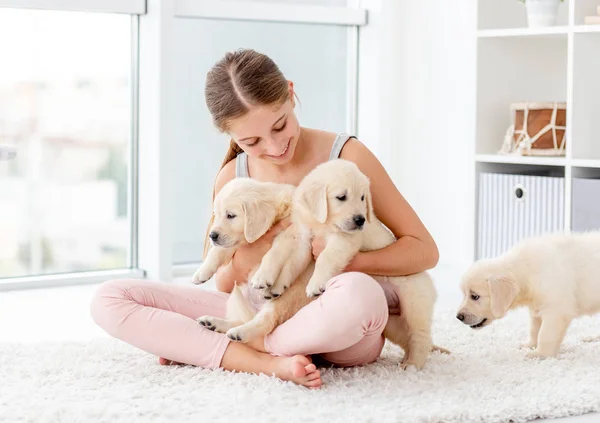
[89,279,136,333]
[327,272,388,318]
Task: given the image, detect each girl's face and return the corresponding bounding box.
[227,89,301,165]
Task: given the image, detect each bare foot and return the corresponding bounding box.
[158,357,182,365]
[273,355,322,389]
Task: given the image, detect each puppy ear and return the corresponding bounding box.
[487,276,518,318]
[298,181,328,224]
[365,191,374,223]
[242,200,278,243]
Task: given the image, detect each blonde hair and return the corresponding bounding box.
[203,49,290,257]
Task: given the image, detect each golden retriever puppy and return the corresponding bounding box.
[281,159,448,369]
[191,177,293,288]
[191,177,313,342]
[457,231,600,359]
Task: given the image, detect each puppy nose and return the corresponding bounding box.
[209,231,219,241]
[456,313,465,322]
[353,215,365,227]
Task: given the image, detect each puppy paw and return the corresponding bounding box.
[306,285,326,298]
[526,349,554,360]
[305,275,328,298]
[250,267,275,290]
[261,279,289,300]
[192,266,213,285]
[400,355,426,371]
[520,340,537,349]
[226,327,250,343]
[196,316,217,331]
[196,316,227,333]
[261,290,282,301]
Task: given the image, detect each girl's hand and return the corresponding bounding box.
[231,218,292,278]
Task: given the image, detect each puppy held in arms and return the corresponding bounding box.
[191,177,313,343]
[282,159,449,369]
[457,231,600,359]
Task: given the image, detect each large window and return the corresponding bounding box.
[0,9,133,278]
[0,0,366,285]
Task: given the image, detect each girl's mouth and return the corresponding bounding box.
[267,139,291,159]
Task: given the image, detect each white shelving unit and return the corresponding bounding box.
[474,0,600,259]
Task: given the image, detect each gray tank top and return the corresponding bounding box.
[235,132,355,178]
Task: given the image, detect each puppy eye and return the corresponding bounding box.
[336,195,347,201]
[361,195,365,201]
[226,213,236,219]
[471,294,480,301]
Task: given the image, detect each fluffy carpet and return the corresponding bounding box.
[2,308,599,423]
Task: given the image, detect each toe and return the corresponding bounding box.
[304,363,317,373]
[307,370,321,381]
[306,378,322,389]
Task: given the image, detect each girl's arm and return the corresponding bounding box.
[339,139,439,276]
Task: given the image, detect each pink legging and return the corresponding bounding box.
[90,272,389,369]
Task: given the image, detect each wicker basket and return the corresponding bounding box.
[499,102,567,156]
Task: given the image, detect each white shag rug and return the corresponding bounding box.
[2,308,600,423]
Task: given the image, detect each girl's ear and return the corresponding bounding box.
[288,80,296,107]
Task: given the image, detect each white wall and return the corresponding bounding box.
[357,0,478,270]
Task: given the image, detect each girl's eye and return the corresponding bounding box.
[247,139,260,147]
[336,194,347,201]
[226,213,236,219]
[361,195,365,201]
[471,294,480,301]
[273,122,287,132]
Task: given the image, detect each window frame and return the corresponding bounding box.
[0,5,143,290]
[0,0,368,290]
[0,0,146,14]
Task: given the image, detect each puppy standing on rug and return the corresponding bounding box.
[457,231,600,358]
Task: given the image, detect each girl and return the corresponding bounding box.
[90,49,439,389]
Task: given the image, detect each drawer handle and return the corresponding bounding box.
[514,184,526,201]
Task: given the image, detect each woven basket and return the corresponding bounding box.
[499,102,567,156]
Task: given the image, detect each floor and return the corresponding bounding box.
[0,264,597,422]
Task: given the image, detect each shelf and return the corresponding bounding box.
[476,154,566,166]
[573,24,600,33]
[477,25,600,38]
[477,26,569,38]
[571,159,600,169]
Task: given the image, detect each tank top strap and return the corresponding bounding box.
[235,152,249,178]
[328,133,356,161]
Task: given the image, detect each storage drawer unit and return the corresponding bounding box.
[477,172,565,260]
[572,177,600,232]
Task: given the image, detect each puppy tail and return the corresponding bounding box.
[432,344,451,355]
[228,282,257,324]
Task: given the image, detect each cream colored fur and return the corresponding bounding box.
[191,177,294,286]
[191,177,313,342]
[457,231,600,359]
[293,159,449,369]
[240,159,449,369]
[194,161,450,370]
